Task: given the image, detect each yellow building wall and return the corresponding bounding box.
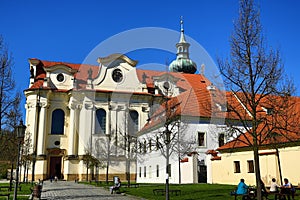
[211,146,300,187]
[279,146,300,185]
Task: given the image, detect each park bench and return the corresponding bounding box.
[230,187,256,200]
[0,193,10,199]
[111,185,121,194]
[230,192,255,200]
[126,183,139,188]
[153,189,181,196]
[265,185,300,200]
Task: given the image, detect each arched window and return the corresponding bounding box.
[95,109,106,134]
[51,109,65,135]
[128,110,139,135]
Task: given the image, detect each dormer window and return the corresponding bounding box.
[262,107,273,115]
[266,108,273,115]
[57,73,64,82]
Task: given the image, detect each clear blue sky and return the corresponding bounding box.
[1,0,299,102]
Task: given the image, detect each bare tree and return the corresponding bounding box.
[21,131,32,183]
[0,35,20,132]
[115,128,138,186]
[218,0,296,199]
[94,135,114,184]
[0,35,22,187]
[140,89,196,200]
[0,130,18,190]
[83,141,100,182]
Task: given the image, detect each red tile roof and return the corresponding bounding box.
[218,96,300,151]
[138,82,231,134]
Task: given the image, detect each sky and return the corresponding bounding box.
[0,0,299,115]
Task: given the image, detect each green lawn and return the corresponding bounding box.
[82,181,300,200]
[122,183,235,200]
[0,182,33,200]
[82,181,236,200]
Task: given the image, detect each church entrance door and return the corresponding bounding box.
[49,156,62,179]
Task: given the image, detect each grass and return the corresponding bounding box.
[82,181,300,200]
[0,182,34,200]
[82,181,235,200]
[123,183,235,200]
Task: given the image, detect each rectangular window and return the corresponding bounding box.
[156,165,159,177]
[144,166,147,177]
[247,160,254,173]
[218,133,225,147]
[143,141,147,153]
[234,161,241,173]
[167,164,171,177]
[156,136,160,150]
[139,167,141,177]
[149,139,152,152]
[139,142,142,153]
[198,132,206,146]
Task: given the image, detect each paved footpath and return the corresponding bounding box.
[41,181,143,200]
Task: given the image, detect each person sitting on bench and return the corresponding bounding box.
[236,179,249,195]
[270,178,280,193]
[110,178,121,194]
[280,178,295,200]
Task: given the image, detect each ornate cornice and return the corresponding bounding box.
[47,148,66,156]
[97,53,138,67]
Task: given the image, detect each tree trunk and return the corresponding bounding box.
[86,163,89,181]
[9,162,13,191]
[26,166,29,183]
[276,148,283,185]
[253,145,262,200]
[165,141,170,200]
[106,136,111,184]
[23,161,27,182]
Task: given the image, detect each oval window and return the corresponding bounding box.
[57,73,64,82]
[112,69,123,83]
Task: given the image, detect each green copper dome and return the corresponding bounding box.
[169,57,197,74]
[169,17,197,74]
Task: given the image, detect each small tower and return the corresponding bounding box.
[169,17,197,74]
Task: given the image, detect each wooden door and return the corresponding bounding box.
[49,156,62,179]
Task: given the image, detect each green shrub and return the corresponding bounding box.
[0,163,9,179]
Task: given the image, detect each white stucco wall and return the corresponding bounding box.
[136,122,227,184]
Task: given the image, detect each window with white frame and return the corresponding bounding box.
[218,133,225,147]
[129,110,139,134]
[198,132,206,147]
[167,164,171,177]
[247,160,254,173]
[234,161,241,173]
[51,109,65,135]
[139,167,141,177]
[95,109,106,134]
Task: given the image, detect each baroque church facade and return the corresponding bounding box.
[23,22,233,183]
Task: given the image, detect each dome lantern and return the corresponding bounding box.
[169,17,197,74]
